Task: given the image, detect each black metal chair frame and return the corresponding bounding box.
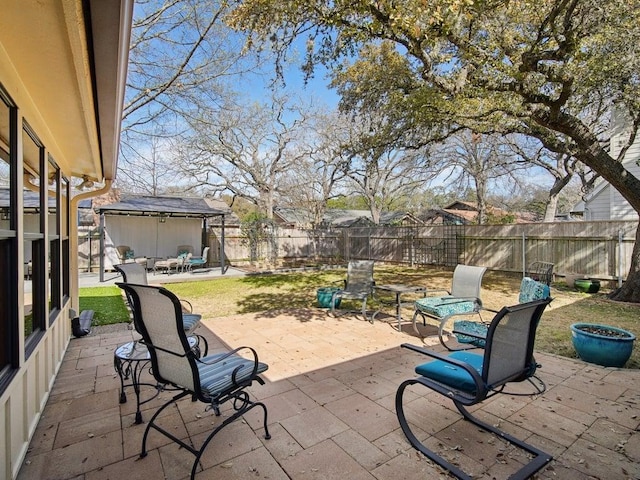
[396,298,553,480]
[526,261,554,286]
[117,283,271,479]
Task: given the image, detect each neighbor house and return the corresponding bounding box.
[273,207,423,228]
[572,115,640,221]
[0,2,133,479]
[420,201,536,225]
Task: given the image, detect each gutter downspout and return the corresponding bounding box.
[70,180,113,313]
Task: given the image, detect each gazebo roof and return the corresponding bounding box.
[95,195,228,218]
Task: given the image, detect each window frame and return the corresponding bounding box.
[22,120,47,357]
[0,84,19,393]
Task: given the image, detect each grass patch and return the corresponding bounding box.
[85,265,640,369]
[79,286,129,326]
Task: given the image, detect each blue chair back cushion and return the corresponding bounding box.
[452,277,550,345]
[414,296,476,318]
[519,277,551,303]
[415,351,483,393]
[451,321,487,347]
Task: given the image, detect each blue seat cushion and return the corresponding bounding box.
[182,313,202,332]
[415,296,476,318]
[452,320,487,347]
[198,353,268,398]
[415,351,483,393]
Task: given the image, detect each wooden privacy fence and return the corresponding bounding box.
[339,221,637,282]
[80,220,638,283]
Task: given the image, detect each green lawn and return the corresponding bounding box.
[78,286,130,326]
[80,265,640,368]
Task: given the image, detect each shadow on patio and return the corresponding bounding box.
[17,308,640,479]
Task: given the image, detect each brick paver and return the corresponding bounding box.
[17,309,640,480]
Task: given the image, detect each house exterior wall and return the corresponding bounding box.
[583,121,640,221]
[0,2,132,479]
[1,315,70,480]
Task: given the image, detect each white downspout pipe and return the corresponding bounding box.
[70,180,112,313]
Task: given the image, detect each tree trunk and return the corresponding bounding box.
[536,110,640,302]
[543,193,559,222]
[610,224,640,303]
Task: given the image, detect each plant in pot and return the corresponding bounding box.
[574,278,601,293]
[570,323,636,367]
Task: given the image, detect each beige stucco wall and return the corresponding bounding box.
[1,308,71,480]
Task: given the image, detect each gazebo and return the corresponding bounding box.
[95,195,229,280]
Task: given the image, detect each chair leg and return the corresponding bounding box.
[330,292,340,317]
[361,298,372,323]
[190,399,270,479]
[411,309,425,338]
[396,378,552,480]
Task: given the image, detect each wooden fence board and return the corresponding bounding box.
[79,220,638,282]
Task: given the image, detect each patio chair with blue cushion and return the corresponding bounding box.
[114,263,203,344]
[330,260,376,322]
[117,283,270,480]
[450,276,552,349]
[186,246,210,272]
[396,298,553,480]
[411,264,487,342]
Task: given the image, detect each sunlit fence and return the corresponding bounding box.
[80,220,637,283]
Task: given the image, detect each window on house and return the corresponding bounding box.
[0,86,18,392]
[23,122,46,356]
[48,158,61,320]
[61,176,70,300]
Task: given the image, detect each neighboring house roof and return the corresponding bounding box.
[205,198,241,226]
[95,195,229,218]
[276,208,424,227]
[274,207,315,226]
[0,188,57,210]
[421,201,532,224]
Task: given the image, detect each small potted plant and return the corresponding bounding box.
[574,278,601,293]
[570,323,635,367]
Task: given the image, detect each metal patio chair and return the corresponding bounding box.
[117,283,270,480]
[330,260,376,322]
[446,276,552,351]
[186,246,210,272]
[114,262,202,340]
[396,298,553,480]
[411,264,487,342]
[526,261,554,286]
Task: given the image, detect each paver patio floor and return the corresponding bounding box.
[17,308,640,479]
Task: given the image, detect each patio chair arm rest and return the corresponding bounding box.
[196,345,261,385]
[180,299,193,313]
[424,288,452,297]
[430,296,481,308]
[195,345,258,365]
[451,327,486,340]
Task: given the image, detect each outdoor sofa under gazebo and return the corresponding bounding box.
[94,195,229,281]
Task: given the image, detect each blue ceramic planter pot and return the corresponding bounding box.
[570,323,635,367]
[317,287,341,308]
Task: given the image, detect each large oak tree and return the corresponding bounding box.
[230,0,640,302]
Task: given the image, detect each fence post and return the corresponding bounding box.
[618,229,623,288]
[522,232,526,277]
